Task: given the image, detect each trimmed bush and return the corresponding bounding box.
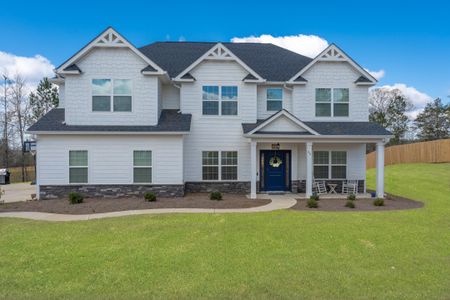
[306,198,318,208]
[210,191,223,200]
[144,192,157,202]
[345,200,355,208]
[347,194,356,201]
[68,192,83,204]
[310,194,320,201]
[373,198,384,206]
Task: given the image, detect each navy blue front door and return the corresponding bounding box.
[260,150,291,191]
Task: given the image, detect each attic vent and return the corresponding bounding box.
[95,31,126,47]
[206,45,233,60]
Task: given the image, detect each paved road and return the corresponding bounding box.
[0,183,36,203]
[0,195,297,222]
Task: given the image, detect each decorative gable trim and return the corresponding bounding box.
[174,43,265,82]
[287,44,377,85]
[246,110,319,136]
[56,27,165,75]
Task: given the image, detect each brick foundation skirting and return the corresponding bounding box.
[39,184,185,200]
[185,181,250,194]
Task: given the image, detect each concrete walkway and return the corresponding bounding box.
[0,195,297,222]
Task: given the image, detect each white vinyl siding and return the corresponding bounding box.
[69,150,88,183]
[133,150,152,183]
[202,151,238,181]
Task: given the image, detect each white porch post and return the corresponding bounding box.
[376,141,385,198]
[250,140,257,199]
[305,142,313,197]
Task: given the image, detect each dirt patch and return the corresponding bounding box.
[0,193,271,215]
[291,193,423,211]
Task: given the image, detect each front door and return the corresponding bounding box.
[260,150,291,191]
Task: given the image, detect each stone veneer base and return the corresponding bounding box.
[39,184,185,200]
[185,182,250,194]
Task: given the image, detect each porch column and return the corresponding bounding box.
[376,141,385,198]
[250,140,257,199]
[305,142,313,197]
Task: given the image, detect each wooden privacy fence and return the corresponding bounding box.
[366,139,450,169]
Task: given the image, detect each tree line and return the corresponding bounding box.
[369,88,450,146]
[1,74,58,180]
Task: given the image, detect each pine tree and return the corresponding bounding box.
[29,78,58,122]
[415,98,450,141]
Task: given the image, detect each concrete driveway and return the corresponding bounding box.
[1,183,36,203]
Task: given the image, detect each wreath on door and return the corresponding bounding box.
[269,156,283,168]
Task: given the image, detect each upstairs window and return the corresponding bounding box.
[267,88,283,111]
[315,88,349,117]
[92,79,132,112]
[202,86,238,116]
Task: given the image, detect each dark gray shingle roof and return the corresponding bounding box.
[138,42,313,81]
[28,108,191,133]
[141,65,158,72]
[354,76,371,83]
[63,64,81,72]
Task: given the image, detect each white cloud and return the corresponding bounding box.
[380,83,433,119]
[0,51,54,91]
[231,34,329,58]
[364,68,385,80]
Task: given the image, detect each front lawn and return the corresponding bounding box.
[0,163,449,299]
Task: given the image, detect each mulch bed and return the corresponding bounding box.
[291,193,424,211]
[0,193,271,215]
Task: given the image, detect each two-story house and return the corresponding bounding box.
[28,27,391,200]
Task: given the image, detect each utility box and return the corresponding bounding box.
[0,169,10,185]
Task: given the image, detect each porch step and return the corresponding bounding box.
[267,192,286,195]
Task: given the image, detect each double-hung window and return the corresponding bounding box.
[202,151,238,180]
[313,151,347,179]
[133,151,152,183]
[69,150,88,183]
[315,88,349,117]
[267,88,283,111]
[202,86,238,115]
[92,79,132,112]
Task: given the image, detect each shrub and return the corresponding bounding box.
[210,191,223,200]
[373,198,384,206]
[68,192,83,204]
[310,194,320,201]
[306,198,318,208]
[345,200,355,208]
[347,194,356,201]
[144,192,157,202]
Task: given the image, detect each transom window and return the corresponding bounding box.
[267,88,283,111]
[202,86,238,115]
[202,151,238,180]
[313,151,347,179]
[133,151,152,183]
[92,79,132,112]
[315,88,349,117]
[69,150,88,183]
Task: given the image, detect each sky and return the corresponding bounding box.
[1,0,449,117]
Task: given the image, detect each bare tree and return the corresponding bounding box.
[0,74,12,168]
[9,74,31,181]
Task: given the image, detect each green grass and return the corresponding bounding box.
[1,163,449,299]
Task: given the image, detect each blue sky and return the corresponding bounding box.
[1,0,449,111]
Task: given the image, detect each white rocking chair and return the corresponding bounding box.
[342,180,358,194]
[313,180,328,195]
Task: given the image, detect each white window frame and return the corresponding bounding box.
[92,78,133,112]
[315,88,349,117]
[133,150,152,184]
[202,150,238,181]
[202,85,238,116]
[69,150,88,184]
[313,150,347,179]
[266,87,283,111]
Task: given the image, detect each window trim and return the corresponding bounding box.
[313,150,347,179]
[201,85,239,116]
[315,88,349,117]
[91,78,133,113]
[202,150,238,181]
[69,150,88,184]
[133,150,153,184]
[266,87,283,112]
